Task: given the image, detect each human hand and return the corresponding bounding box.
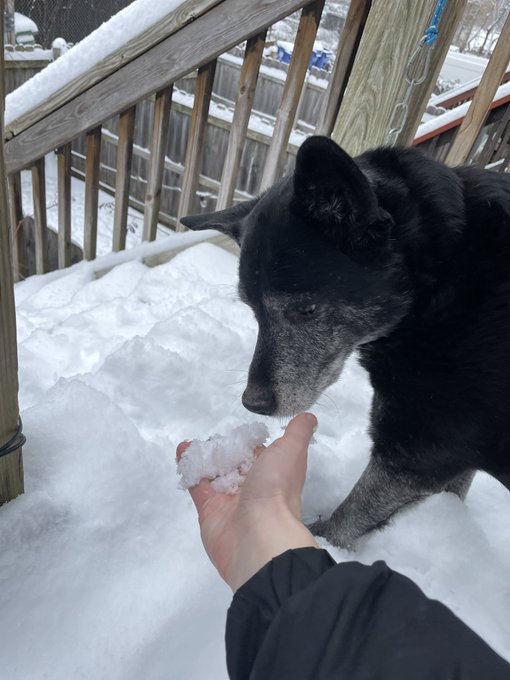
[176,413,319,591]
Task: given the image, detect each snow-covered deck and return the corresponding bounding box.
[0,239,509,678]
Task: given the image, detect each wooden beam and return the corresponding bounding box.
[216,31,266,210]
[332,0,466,155]
[445,10,510,166]
[315,0,371,136]
[397,0,468,146]
[143,88,172,242]
[83,127,102,260]
[177,60,217,225]
[5,0,317,174]
[4,0,224,140]
[7,172,26,282]
[0,0,24,505]
[259,0,325,191]
[4,0,16,46]
[113,106,136,251]
[57,144,72,269]
[31,158,48,274]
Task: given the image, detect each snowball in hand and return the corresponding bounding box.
[177,423,270,494]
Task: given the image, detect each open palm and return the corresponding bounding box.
[177,413,319,591]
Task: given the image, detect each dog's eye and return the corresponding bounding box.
[298,304,317,317]
[286,304,317,321]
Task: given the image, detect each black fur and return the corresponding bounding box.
[181,136,510,545]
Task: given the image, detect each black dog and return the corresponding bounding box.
[181,136,510,547]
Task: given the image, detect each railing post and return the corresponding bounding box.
[7,172,26,281]
[331,0,467,155]
[445,9,510,166]
[0,0,24,505]
[84,126,102,260]
[177,61,217,226]
[143,89,172,242]
[113,106,136,251]
[259,0,325,191]
[216,32,266,211]
[57,144,72,268]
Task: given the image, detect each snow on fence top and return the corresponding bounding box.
[5,0,215,131]
[415,80,510,144]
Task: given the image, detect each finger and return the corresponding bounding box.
[176,440,220,514]
[253,443,266,458]
[187,477,218,514]
[176,440,191,462]
[278,412,317,455]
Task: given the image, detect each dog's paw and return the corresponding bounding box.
[308,518,355,550]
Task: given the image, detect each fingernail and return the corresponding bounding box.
[304,412,318,432]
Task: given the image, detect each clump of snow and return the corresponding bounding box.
[177,423,269,493]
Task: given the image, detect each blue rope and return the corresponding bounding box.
[424,0,448,45]
[0,419,26,459]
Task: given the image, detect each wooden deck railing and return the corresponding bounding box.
[5,0,372,281]
[4,0,509,286]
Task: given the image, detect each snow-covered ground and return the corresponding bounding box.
[0,231,509,679]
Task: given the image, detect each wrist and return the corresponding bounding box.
[227,507,319,591]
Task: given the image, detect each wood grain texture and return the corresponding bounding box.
[0,0,24,504]
[315,0,371,136]
[216,32,267,210]
[445,10,510,166]
[332,0,462,155]
[397,0,468,146]
[260,0,325,191]
[7,172,25,281]
[4,0,224,140]
[177,60,217,226]
[31,158,48,275]
[84,127,102,260]
[57,144,72,268]
[113,106,136,251]
[5,0,315,174]
[142,89,173,242]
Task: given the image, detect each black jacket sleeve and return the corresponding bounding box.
[225,547,510,680]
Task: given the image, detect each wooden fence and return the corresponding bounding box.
[4,47,52,95]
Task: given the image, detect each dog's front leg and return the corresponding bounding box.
[309,455,431,548]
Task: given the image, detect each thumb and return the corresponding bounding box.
[266,411,317,487]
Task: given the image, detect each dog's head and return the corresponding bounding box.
[181,136,408,416]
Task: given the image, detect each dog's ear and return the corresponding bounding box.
[180,198,258,246]
[294,136,392,250]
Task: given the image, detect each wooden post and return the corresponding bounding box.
[84,126,102,260]
[315,0,371,136]
[216,32,266,211]
[7,172,25,281]
[113,106,136,251]
[259,0,325,191]
[0,0,24,505]
[332,0,467,156]
[31,158,48,274]
[4,0,15,46]
[143,88,172,242]
[57,144,72,268]
[445,10,510,166]
[177,60,217,226]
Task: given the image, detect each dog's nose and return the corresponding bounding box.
[242,385,277,416]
